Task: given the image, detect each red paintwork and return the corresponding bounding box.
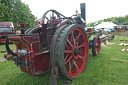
[8,35,50,76]
[7,16,67,75]
[95,37,101,55]
[0,39,6,43]
[7,10,88,77]
[16,23,29,27]
[0,32,15,44]
[64,27,88,78]
[7,15,72,75]
[0,22,16,44]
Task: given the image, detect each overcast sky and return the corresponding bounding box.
[21,0,128,23]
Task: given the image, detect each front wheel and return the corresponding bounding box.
[92,36,101,56]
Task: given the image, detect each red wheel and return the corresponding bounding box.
[50,24,88,80]
[92,36,101,56]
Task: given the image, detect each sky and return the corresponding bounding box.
[21,0,128,23]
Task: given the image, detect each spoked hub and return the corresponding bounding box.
[92,36,101,56]
[73,47,79,59]
[50,24,89,80]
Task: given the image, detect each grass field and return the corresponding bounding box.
[0,36,128,85]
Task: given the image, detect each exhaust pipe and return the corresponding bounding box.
[80,3,86,22]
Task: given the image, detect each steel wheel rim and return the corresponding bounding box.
[95,37,101,55]
[64,27,88,78]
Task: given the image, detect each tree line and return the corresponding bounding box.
[87,15,128,27]
[0,0,36,29]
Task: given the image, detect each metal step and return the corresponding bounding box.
[34,70,44,75]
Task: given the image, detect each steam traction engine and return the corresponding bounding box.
[5,3,101,82]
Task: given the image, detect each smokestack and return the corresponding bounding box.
[80,3,86,22]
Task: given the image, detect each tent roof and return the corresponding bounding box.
[95,22,117,28]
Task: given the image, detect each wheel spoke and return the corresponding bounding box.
[65,56,72,65]
[69,60,71,72]
[75,32,81,42]
[69,59,74,72]
[64,50,71,53]
[46,17,49,21]
[71,59,74,67]
[64,54,68,61]
[52,11,54,17]
[77,43,84,48]
[78,55,83,59]
[67,39,73,47]
[73,61,79,71]
[65,43,69,49]
[72,31,76,46]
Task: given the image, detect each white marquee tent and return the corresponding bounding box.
[95,22,117,29]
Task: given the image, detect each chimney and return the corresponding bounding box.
[80,3,86,22]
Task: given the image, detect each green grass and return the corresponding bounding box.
[72,36,128,85]
[0,36,128,85]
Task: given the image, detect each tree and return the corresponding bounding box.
[87,14,128,27]
[0,0,36,29]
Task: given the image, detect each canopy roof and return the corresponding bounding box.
[95,22,117,28]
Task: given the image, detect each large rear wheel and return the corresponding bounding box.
[50,24,88,80]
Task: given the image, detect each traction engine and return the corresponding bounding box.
[5,3,101,81]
